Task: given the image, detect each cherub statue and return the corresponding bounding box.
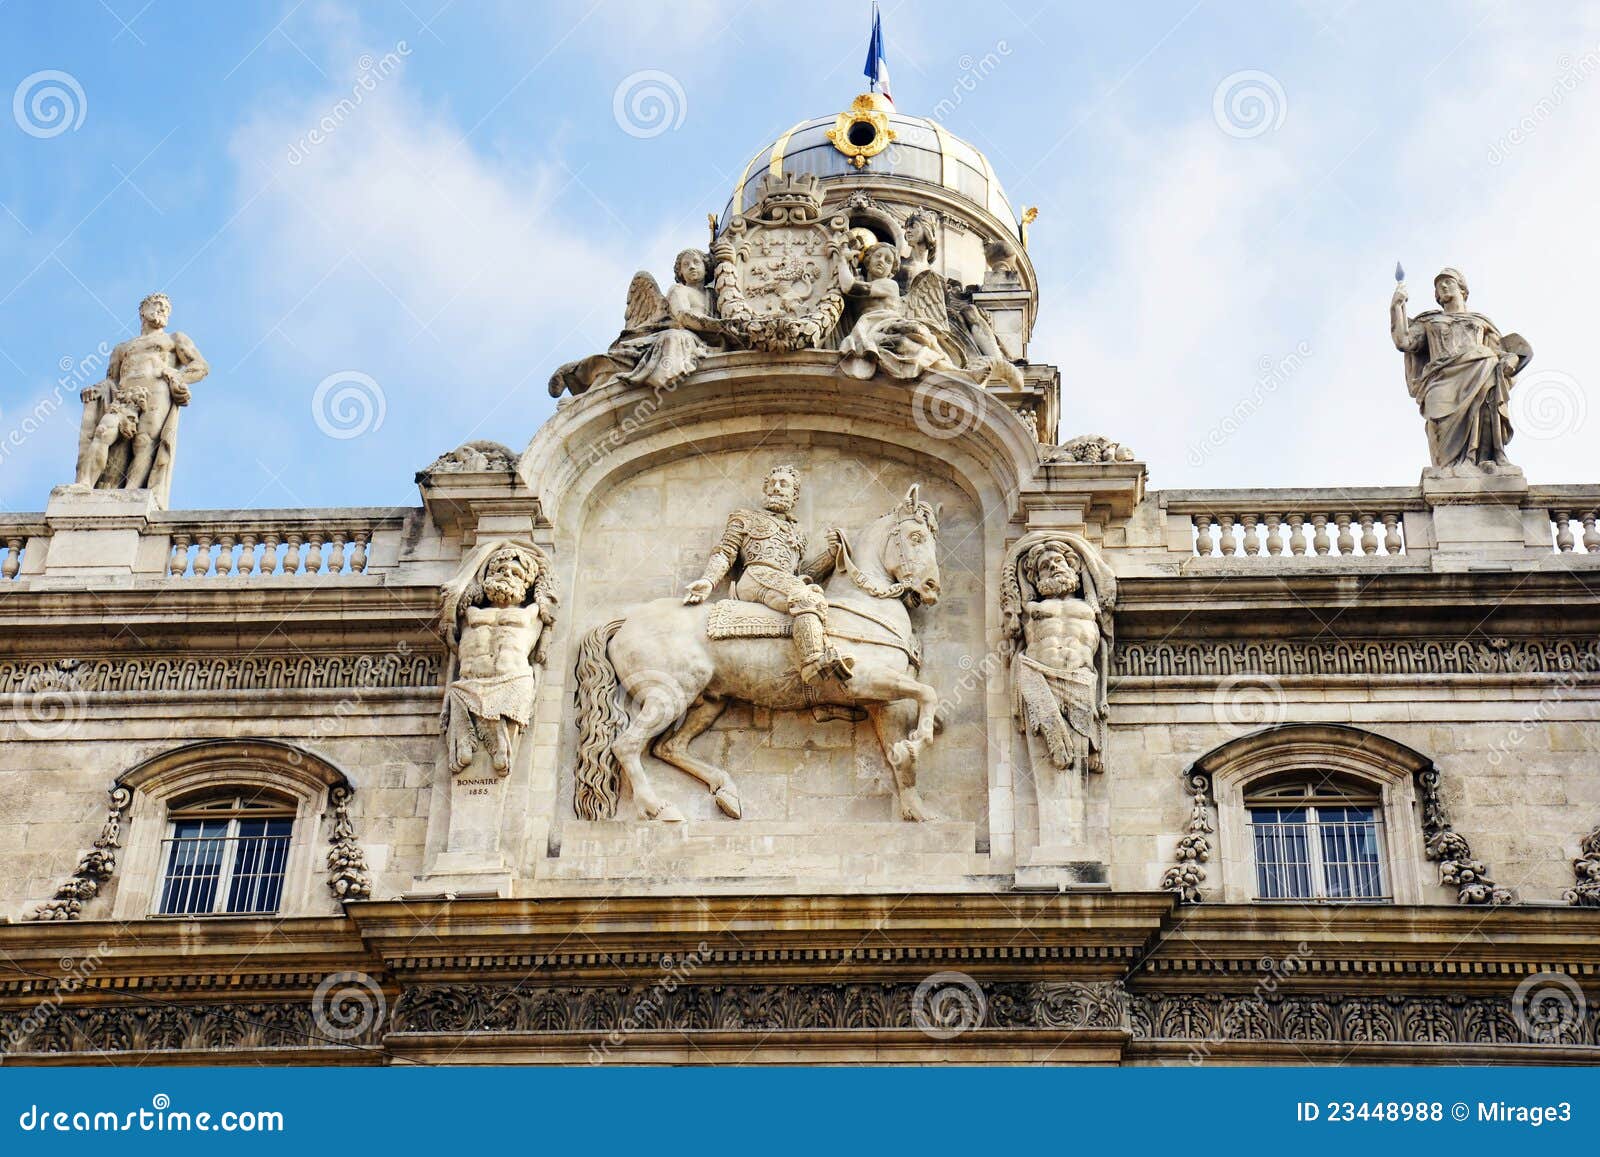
[549,249,730,397]
[439,540,559,776]
[943,279,1023,389]
[1391,267,1533,475]
[836,242,963,381]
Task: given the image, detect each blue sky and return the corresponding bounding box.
[2,1,1598,512]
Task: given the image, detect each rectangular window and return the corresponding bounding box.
[1249,804,1386,901]
[157,813,292,915]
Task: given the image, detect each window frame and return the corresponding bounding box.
[1198,724,1428,905]
[1245,777,1391,903]
[156,791,298,917]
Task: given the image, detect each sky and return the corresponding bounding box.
[1,0,1597,513]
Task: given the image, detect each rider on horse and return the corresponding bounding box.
[681,464,854,685]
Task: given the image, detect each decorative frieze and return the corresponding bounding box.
[0,652,440,696]
[1116,637,1599,679]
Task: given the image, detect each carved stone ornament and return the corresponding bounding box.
[415,440,518,481]
[1416,767,1513,904]
[70,293,209,509]
[1044,435,1136,464]
[572,476,945,824]
[710,173,850,352]
[1001,531,1117,777]
[325,786,371,902]
[1564,824,1600,907]
[440,538,558,777]
[1117,636,1599,679]
[1159,772,1214,903]
[28,786,132,920]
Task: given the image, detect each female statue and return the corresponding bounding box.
[836,242,960,381]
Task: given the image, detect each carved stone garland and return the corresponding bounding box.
[1564,824,1600,907]
[1159,773,1214,903]
[28,786,132,920]
[1416,767,1513,905]
[325,785,371,902]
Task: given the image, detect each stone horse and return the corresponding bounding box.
[573,486,944,823]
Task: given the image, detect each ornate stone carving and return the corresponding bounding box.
[1416,767,1513,904]
[1044,435,1136,464]
[1159,773,1214,903]
[440,539,558,776]
[1115,637,1599,679]
[6,1000,354,1056]
[1391,267,1532,475]
[325,786,371,902]
[28,786,131,920]
[945,282,1024,389]
[711,173,849,352]
[70,293,209,508]
[1001,532,1116,777]
[836,243,963,381]
[549,250,733,397]
[1564,824,1600,906]
[0,651,440,695]
[572,480,944,823]
[415,440,517,480]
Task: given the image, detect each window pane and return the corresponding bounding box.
[158,820,228,914]
[226,818,292,914]
[1251,808,1311,899]
[1318,806,1383,899]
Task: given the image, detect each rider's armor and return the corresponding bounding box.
[694,507,853,684]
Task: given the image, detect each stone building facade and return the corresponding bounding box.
[2,93,1598,1066]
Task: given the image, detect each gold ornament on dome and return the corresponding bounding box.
[827,94,896,169]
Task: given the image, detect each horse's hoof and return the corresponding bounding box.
[713,785,742,819]
[644,801,686,823]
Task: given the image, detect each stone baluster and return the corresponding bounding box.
[238,533,257,576]
[1584,512,1600,554]
[328,532,347,575]
[350,531,370,574]
[1240,514,1260,556]
[169,534,190,577]
[284,533,303,575]
[1311,515,1331,556]
[1554,510,1575,553]
[261,533,281,575]
[1218,515,1237,556]
[2,537,22,580]
[305,532,325,575]
[215,534,235,577]
[193,534,213,577]
[1334,513,1354,556]
[1193,515,1215,556]
[1382,514,1402,555]
[1358,514,1378,556]
[1264,514,1283,556]
[1286,514,1306,556]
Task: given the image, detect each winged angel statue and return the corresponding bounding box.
[836,242,964,381]
[548,249,730,397]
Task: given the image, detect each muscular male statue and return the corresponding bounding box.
[74,293,209,504]
[442,543,556,776]
[683,464,851,685]
[1010,540,1110,774]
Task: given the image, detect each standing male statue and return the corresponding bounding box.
[683,464,852,685]
[73,293,209,506]
[440,540,558,776]
[1002,533,1117,776]
[1391,267,1532,474]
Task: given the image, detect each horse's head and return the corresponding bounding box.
[882,483,942,607]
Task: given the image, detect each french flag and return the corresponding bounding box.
[863,4,893,106]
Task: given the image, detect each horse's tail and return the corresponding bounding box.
[573,618,627,820]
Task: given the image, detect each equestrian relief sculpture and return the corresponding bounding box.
[573,468,945,824]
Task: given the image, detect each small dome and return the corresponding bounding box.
[720,95,1019,239]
